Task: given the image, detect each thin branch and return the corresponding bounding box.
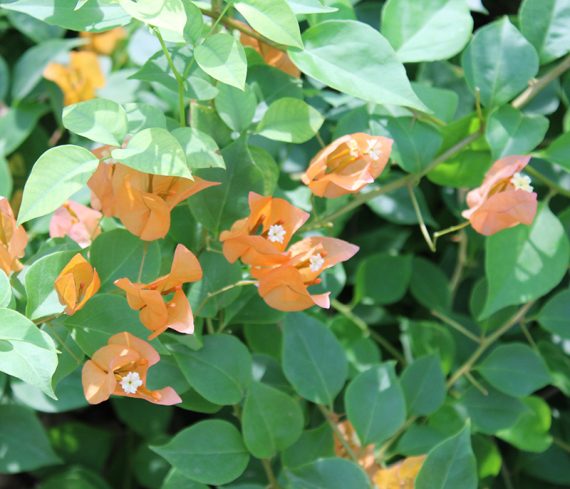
[317,404,360,464]
[261,459,281,489]
[431,309,481,344]
[137,242,149,282]
[195,280,257,316]
[407,183,436,252]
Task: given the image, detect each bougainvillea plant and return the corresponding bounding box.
[1,0,570,488]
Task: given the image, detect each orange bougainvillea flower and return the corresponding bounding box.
[80,27,126,55]
[334,420,379,477]
[115,245,202,340]
[82,331,182,405]
[254,236,359,312]
[0,197,28,276]
[88,157,219,241]
[220,192,310,267]
[43,51,105,106]
[239,24,300,78]
[55,253,101,315]
[49,200,102,248]
[302,133,393,198]
[462,155,538,236]
[372,455,426,489]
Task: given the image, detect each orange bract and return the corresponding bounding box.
[82,331,182,405]
[80,27,126,55]
[115,245,202,340]
[55,253,100,315]
[43,51,105,106]
[334,420,379,478]
[49,200,102,248]
[372,455,426,489]
[0,197,28,276]
[220,192,310,267]
[462,155,538,236]
[88,156,219,241]
[302,133,393,198]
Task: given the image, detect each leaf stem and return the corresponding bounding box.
[261,459,281,489]
[317,404,360,464]
[407,183,435,252]
[137,242,149,282]
[195,280,257,316]
[431,309,481,344]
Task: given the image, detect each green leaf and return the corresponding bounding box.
[345,362,406,445]
[401,355,446,416]
[281,424,335,469]
[195,33,247,90]
[171,127,225,170]
[539,341,570,396]
[119,0,186,41]
[242,381,304,458]
[520,0,570,64]
[124,102,167,133]
[287,0,338,14]
[481,204,570,318]
[172,334,253,405]
[257,98,324,143]
[111,128,191,178]
[151,420,250,485]
[0,156,12,198]
[0,405,61,474]
[288,20,427,111]
[18,145,99,224]
[462,17,539,108]
[387,117,443,173]
[410,257,451,312]
[25,250,77,320]
[234,0,303,48]
[1,0,130,32]
[543,131,570,172]
[415,425,477,489]
[412,83,459,123]
[404,320,456,374]
[485,105,549,159]
[282,313,348,405]
[90,230,160,291]
[0,56,7,102]
[427,150,492,188]
[283,458,370,489]
[381,0,473,63]
[215,84,257,133]
[162,469,208,489]
[497,396,552,452]
[0,104,49,156]
[0,270,11,308]
[0,308,58,399]
[476,343,551,397]
[62,99,128,146]
[537,288,570,339]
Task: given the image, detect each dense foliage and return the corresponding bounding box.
[1,0,570,488]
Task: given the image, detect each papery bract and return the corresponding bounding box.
[334,420,379,478]
[372,455,426,489]
[462,155,538,236]
[43,51,105,106]
[302,133,393,198]
[80,27,126,55]
[49,200,102,248]
[115,245,202,339]
[82,331,181,405]
[0,197,28,275]
[55,253,100,315]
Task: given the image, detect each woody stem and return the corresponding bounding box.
[261,459,281,489]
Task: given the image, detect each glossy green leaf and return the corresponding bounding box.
[162,469,208,489]
[119,0,186,40]
[476,343,551,397]
[171,127,225,170]
[481,204,570,318]
[215,84,257,133]
[195,33,247,90]
[345,362,406,445]
[281,424,335,469]
[401,355,446,416]
[242,381,304,458]
[427,150,491,188]
[282,313,348,405]
[381,0,473,62]
[410,257,451,312]
[151,420,249,485]
[257,98,324,143]
[0,308,58,399]
[62,99,128,146]
[287,0,338,14]
[537,288,570,339]
[462,17,539,107]
[283,458,370,489]
[355,253,412,305]
[124,102,167,133]
[0,270,11,308]
[404,320,456,374]
[18,145,99,224]
[288,20,427,110]
[0,104,49,156]
[543,131,570,172]
[0,156,12,198]
[416,425,477,489]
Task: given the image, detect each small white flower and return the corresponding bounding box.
[309,253,325,272]
[511,172,533,193]
[120,371,143,394]
[365,139,382,161]
[348,139,359,158]
[267,224,286,244]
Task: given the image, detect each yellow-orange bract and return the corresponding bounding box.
[43,51,105,106]
[334,420,378,478]
[49,200,102,248]
[54,253,100,315]
[115,245,202,340]
[88,154,219,241]
[80,27,126,55]
[0,197,28,275]
[462,155,537,236]
[220,192,310,267]
[302,133,393,198]
[82,331,181,405]
[372,455,426,489]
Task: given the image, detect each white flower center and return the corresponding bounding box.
[511,172,533,193]
[365,139,381,161]
[120,371,143,394]
[309,253,325,272]
[348,139,359,158]
[267,224,286,244]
